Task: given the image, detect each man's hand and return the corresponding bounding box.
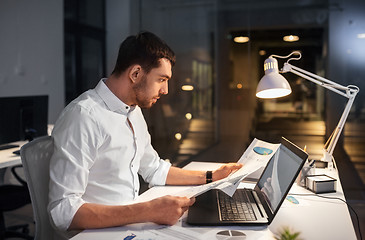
[69,195,195,230]
[148,195,195,225]
[212,163,243,182]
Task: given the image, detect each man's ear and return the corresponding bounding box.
[129,65,142,83]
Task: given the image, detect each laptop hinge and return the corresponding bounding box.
[252,191,268,219]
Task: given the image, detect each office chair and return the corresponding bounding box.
[0,165,33,240]
[20,136,55,240]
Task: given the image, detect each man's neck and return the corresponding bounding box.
[105,74,135,106]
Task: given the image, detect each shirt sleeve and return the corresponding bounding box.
[138,131,171,187]
[48,105,101,231]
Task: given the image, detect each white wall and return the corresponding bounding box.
[0,0,64,123]
[0,0,135,123]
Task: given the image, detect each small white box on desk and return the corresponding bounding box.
[306,174,337,193]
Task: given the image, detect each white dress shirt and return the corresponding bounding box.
[48,79,171,231]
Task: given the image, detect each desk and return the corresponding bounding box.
[0,141,28,169]
[71,161,357,240]
[0,141,27,184]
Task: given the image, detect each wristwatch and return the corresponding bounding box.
[206,171,213,183]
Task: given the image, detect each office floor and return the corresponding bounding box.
[4,118,365,240]
[3,203,35,239]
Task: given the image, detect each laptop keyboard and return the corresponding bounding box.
[217,189,257,221]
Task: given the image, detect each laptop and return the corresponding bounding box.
[187,137,308,226]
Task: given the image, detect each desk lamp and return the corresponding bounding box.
[256,51,359,169]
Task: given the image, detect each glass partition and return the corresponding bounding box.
[61,0,365,183]
[135,0,365,173]
[139,0,218,166]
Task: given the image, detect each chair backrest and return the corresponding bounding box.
[20,136,54,240]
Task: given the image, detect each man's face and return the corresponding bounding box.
[133,58,172,108]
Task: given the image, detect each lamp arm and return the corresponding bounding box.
[325,95,356,157]
[282,62,359,164]
[283,63,350,98]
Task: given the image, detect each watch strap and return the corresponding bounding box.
[206,171,213,183]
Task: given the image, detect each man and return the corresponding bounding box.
[48,32,242,234]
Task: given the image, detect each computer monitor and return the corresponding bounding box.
[0,95,48,147]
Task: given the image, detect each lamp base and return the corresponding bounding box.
[310,159,327,168]
[306,174,337,193]
[326,161,336,171]
[308,159,336,171]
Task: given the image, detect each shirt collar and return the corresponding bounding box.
[95,78,135,115]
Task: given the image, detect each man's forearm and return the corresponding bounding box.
[166,166,206,185]
[68,195,195,230]
[165,163,243,186]
[68,202,151,230]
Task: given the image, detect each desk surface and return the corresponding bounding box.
[0,141,27,169]
[71,161,357,240]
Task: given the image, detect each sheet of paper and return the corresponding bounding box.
[135,186,192,203]
[218,138,280,196]
[121,230,160,240]
[135,138,280,201]
[172,177,227,198]
[150,225,203,240]
[173,138,280,198]
[118,225,202,240]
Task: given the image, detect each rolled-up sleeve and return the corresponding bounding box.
[138,132,171,187]
[48,106,100,231]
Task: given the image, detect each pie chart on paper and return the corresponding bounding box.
[216,230,246,240]
[253,146,273,155]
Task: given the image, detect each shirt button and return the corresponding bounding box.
[135,190,138,193]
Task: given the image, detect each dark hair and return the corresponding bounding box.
[111,31,176,76]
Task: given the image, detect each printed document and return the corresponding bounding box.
[173,138,280,198]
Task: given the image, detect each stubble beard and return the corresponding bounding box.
[133,74,156,109]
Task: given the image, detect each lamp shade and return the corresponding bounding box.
[256,57,292,99]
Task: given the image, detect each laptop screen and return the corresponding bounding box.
[257,139,306,212]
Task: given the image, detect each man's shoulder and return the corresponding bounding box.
[68,90,104,114]
[55,90,107,127]
[53,90,105,134]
